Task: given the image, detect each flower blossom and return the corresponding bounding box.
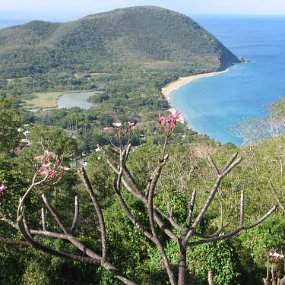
[158,110,181,137]
[23,130,31,137]
[269,251,284,259]
[127,122,135,129]
[44,150,55,158]
[158,114,167,127]
[36,150,65,185]
[113,122,122,128]
[103,127,109,134]
[170,110,181,120]
[60,166,70,171]
[0,184,7,197]
[20,138,31,144]
[269,250,284,264]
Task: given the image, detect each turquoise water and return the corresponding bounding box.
[2,16,285,144]
[169,16,285,144]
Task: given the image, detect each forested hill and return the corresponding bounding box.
[0,6,239,78]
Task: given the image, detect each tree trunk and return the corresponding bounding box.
[178,243,187,285]
[208,271,214,285]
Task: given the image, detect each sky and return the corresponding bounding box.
[1,0,285,23]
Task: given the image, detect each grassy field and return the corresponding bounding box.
[22,92,62,109]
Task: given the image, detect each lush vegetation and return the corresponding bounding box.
[2,6,283,284]
[1,96,285,284]
[0,6,239,151]
[0,6,241,162]
[0,6,238,80]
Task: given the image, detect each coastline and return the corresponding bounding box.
[161,71,221,124]
[161,71,220,100]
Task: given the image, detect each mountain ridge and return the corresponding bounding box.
[0,6,239,79]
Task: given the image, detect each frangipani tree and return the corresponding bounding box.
[0,111,277,285]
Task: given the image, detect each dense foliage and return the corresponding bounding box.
[0,6,283,284]
[1,95,285,284]
[0,6,238,81]
[0,6,240,154]
[0,6,239,127]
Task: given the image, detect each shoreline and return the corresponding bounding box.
[161,71,222,124]
[161,71,220,100]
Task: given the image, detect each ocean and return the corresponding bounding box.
[0,19,29,28]
[1,16,285,145]
[169,15,285,145]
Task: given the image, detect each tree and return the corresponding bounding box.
[0,96,21,152]
[0,112,276,285]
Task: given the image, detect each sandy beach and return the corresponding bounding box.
[161,71,220,100]
[161,71,220,124]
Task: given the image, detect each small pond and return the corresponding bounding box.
[57,91,95,109]
[29,91,95,112]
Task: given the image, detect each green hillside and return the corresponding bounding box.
[1,94,285,284]
[0,6,240,152]
[0,6,239,79]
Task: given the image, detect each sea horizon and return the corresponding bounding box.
[169,15,285,145]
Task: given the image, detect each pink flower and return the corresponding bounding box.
[42,163,51,168]
[269,251,284,259]
[127,122,134,129]
[103,127,109,134]
[170,110,181,120]
[0,184,7,197]
[0,184,7,191]
[41,170,50,177]
[36,151,65,185]
[166,117,176,131]
[44,150,55,158]
[158,114,167,127]
[158,110,181,137]
[20,138,30,144]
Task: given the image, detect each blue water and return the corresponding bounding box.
[0,19,29,28]
[2,16,285,144]
[169,16,285,144]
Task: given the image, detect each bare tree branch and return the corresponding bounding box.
[186,190,196,228]
[70,196,79,234]
[17,213,97,264]
[145,154,176,285]
[108,156,179,241]
[0,236,30,247]
[208,156,220,175]
[188,205,276,246]
[145,154,168,199]
[156,207,184,233]
[42,194,69,235]
[270,182,285,212]
[240,189,244,226]
[184,155,242,244]
[222,152,239,173]
[42,193,138,285]
[1,216,19,230]
[80,167,107,262]
[112,178,153,240]
[41,208,46,231]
